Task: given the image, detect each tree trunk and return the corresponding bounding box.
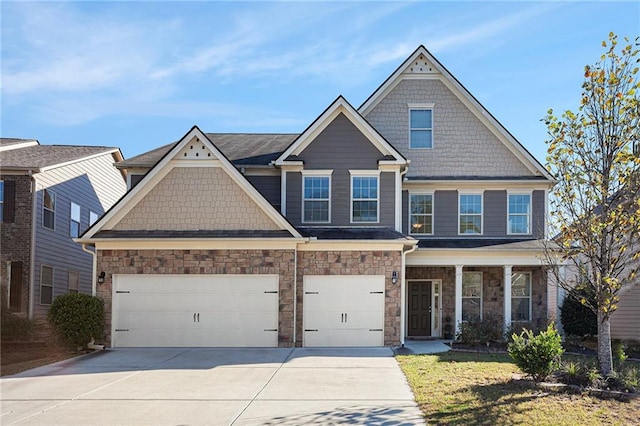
[597,311,613,377]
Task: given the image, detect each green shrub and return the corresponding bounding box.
[508,324,564,382]
[457,312,504,344]
[1,304,34,341]
[48,293,104,349]
[560,288,597,337]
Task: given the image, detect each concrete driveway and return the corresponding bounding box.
[1,347,425,425]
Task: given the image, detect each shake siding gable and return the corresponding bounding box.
[364,79,533,178]
[113,167,280,231]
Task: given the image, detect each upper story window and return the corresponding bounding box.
[459,193,482,234]
[351,173,379,223]
[70,202,81,238]
[43,189,56,230]
[0,180,15,223]
[409,193,433,235]
[508,193,532,235]
[89,211,99,226]
[462,271,482,322]
[409,107,433,149]
[128,173,145,189]
[511,272,532,322]
[302,174,331,223]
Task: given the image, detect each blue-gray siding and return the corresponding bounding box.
[33,154,126,318]
[403,189,546,239]
[246,175,281,209]
[285,113,396,227]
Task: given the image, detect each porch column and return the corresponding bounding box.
[504,265,512,333]
[556,264,566,336]
[455,265,463,337]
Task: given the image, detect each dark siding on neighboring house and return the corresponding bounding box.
[285,112,396,227]
[246,175,281,210]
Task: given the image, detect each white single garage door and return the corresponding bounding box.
[303,275,385,347]
[112,274,279,348]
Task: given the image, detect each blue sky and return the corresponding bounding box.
[1,1,638,164]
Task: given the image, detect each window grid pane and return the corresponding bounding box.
[40,266,53,305]
[410,109,433,149]
[352,177,378,222]
[43,189,56,230]
[511,273,531,321]
[303,176,330,223]
[410,194,433,234]
[459,194,482,234]
[462,272,482,322]
[508,194,531,234]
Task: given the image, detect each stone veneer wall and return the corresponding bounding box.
[96,249,295,347]
[407,266,548,336]
[296,250,403,346]
[0,174,33,315]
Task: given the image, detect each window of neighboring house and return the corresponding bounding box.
[511,272,532,322]
[43,189,56,230]
[70,202,81,238]
[409,193,433,235]
[0,180,15,223]
[409,108,433,149]
[129,173,145,189]
[89,211,99,226]
[302,175,330,223]
[351,175,379,223]
[459,193,482,234]
[40,265,54,305]
[508,193,532,235]
[68,270,79,294]
[462,271,482,322]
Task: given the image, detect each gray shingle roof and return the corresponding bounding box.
[0,144,120,171]
[297,227,414,241]
[116,133,298,169]
[92,229,296,239]
[417,238,546,250]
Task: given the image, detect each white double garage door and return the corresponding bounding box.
[112,274,385,348]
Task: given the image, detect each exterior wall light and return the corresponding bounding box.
[391,271,398,285]
[98,271,106,284]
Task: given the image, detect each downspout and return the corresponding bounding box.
[400,243,418,347]
[81,244,97,296]
[292,248,297,346]
[28,172,37,320]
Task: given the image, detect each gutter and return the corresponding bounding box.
[28,172,37,320]
[400,242,418,347]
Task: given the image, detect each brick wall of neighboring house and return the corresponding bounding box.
[295,250,403,346]
[96,249,296,347]
[407,266,548,335]
[0,174,33,314]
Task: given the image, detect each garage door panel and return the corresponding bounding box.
[303,275,385,347]
[113,274,279,348]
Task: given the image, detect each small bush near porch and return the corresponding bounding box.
[397,352,639,425]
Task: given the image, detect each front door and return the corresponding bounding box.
[408,281,431,337]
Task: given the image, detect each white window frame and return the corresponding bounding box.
[409,191,434,235]
[408,103,435,149]
[507,191,533,235]
[350,170,380,224]
[511,272,532,322]
[462,271,483,322]
[89,210,99,226]
[42,189,56,230]
[68,270,80,294]
[70,202,81,238]
[40,265,54,305]
[301,170,332,224]
[458,191,484,235]
[127,173,146,190]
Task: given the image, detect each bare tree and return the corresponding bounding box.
[544,33,640,376]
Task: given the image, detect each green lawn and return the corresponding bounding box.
[396,352,639,425]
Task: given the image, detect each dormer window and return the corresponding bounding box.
[409,104,434,149]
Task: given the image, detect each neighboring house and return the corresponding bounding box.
[77,46,555,348]
[0,138,127,320]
